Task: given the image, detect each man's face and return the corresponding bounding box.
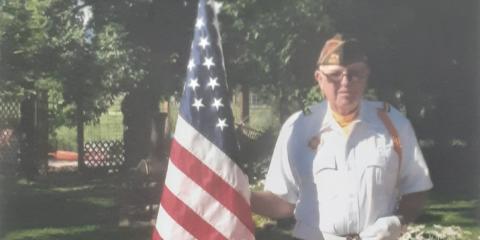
[315,62,369,115]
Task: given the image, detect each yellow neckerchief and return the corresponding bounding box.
[331,107,359,135]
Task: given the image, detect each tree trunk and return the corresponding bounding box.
[241,84,250,124]
[19,94,37,179]
[77,100,85,171]
[121,89,157,169]
[36,90,49,175]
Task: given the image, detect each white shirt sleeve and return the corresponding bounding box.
[398,120,434,195]
[263,121,299,204]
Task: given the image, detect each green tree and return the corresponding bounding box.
[0,0,144,125]
[0,0,148,172]
[87,0,196,166]
[222,0,334,122]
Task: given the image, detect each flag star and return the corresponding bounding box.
[207,77,219,90]
[211,98,224,110]
[192,98,204,111]
[203,57,215,69]
[216,118,228,130]
[188,78,200,91]
[195,18,205,29]
[187,59,195,71]
[198,37,210,49]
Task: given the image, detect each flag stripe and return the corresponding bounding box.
[151,228,162,240]
[174,115,250,200]
[160,186,227,240]
[155,205,195,240]
[170,139,255,234]
[164,160,254,239]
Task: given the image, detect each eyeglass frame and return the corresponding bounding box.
[319,67,369,83]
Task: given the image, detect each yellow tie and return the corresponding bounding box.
[332,109,359,135]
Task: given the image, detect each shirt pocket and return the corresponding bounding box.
[312,149,339,200]
[312,150,347,231]
[363,141,399,196]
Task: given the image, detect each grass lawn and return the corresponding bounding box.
[0,173,150,240]
[417,192,480,238]
[0,172,478,240]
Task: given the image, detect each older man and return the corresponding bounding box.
[251,34,433,240]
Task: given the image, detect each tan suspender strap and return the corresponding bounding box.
[377,103,402,167]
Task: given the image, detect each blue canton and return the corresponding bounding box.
[179,0,239,162]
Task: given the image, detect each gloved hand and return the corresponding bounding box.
[359,216,402,240]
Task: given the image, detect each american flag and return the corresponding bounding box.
[152,0,255,239]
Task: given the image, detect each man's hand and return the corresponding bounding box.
[397,191,428,224]
[359,216,402,240]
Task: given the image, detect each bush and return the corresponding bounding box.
[400,225,472,240]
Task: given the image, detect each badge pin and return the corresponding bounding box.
[308,135,321,150]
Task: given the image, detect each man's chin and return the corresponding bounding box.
[336,99,360,112]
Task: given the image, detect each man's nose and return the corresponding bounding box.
[340,72,353,84]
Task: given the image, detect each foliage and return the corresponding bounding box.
[51,95,124,151]
[221,0,334,121]
[222,0,479,193]
[400,225,472,240]
[90,0,196,97]
[0,0,54,94]
[49,0,146,125]
[86,0,197,167]
[53,111,123,151]
[0,0,147,128]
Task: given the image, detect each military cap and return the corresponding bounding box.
[317,34,368,66]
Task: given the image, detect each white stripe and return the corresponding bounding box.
[174,115,251,203]
[155,205,195,240]
[164,161,254,240]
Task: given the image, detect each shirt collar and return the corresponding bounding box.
[319,99,382,133]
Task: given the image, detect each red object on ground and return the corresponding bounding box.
[48,150,78,161]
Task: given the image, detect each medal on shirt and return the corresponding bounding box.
[308,135,322,150]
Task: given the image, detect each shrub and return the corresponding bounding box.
[400,224,472,240]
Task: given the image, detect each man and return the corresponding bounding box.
[251,34,433,240]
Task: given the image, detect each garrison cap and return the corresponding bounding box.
[317,34,368,66]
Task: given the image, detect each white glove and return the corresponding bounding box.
[359,216,402,240]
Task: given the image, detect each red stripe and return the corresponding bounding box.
[170,139,255,233]
[151,228,162,240]
[160,186,227,240]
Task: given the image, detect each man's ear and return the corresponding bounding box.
[314,70,325,96]
[314,69,323,83]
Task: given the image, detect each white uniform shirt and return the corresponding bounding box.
[264,100,433,239]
